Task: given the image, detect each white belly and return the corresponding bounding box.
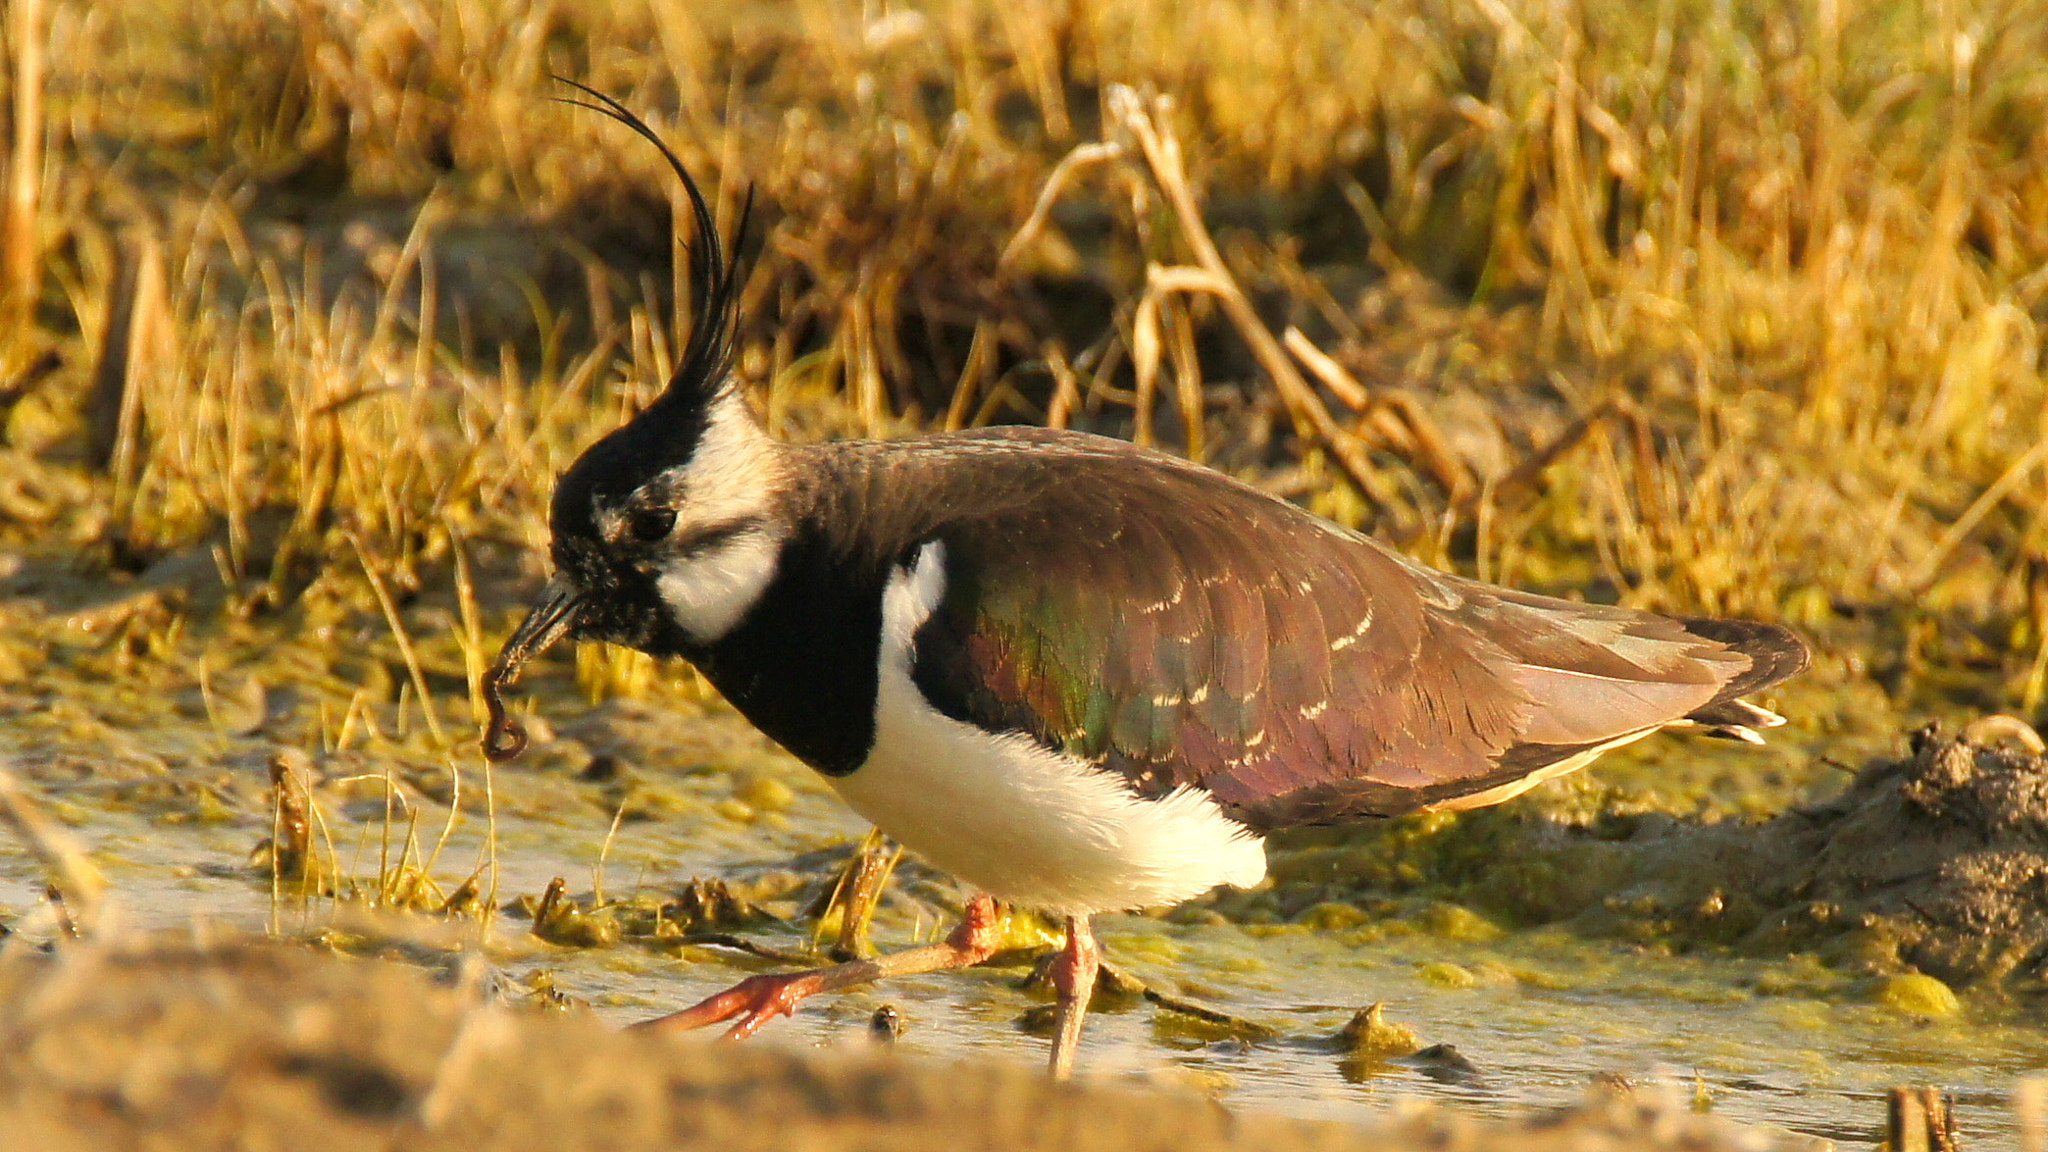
[830,542,1267,917]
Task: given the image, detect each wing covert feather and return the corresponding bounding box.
[895,429,1760,829]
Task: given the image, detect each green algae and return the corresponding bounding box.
[1415,962,1480,990]
[1878,974,1962,1019]
[6,559,2048,1145]
[1335,1002,1422,1058]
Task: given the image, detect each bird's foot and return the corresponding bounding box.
[634,970,829,1040]
[634,894,1003,1042]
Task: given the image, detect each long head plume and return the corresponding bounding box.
[552,77,753,421]
[480,81,755,763]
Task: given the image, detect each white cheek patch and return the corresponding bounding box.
[656,528,784,643]
[642,389,789,644]
[677,393,777,525]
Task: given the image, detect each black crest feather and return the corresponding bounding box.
[552,77,753,413]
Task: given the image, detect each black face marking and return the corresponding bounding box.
[545,532,685,654]
[550,413,705,555]
[676,515,765,560]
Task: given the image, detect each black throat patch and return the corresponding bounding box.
[684,522,894,776]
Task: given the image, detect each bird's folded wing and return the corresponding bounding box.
[902,449,1751,830]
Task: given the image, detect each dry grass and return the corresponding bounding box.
[3,0,2048,724]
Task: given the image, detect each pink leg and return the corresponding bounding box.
[636,894,1001,1040]
[1047,915,1099,1079]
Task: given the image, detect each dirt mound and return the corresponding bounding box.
[1526,718,2048,984]
[0,935,1814,1152]
[1256,718,2048,988]
[1744,719,2048,984]
[1560,718,2048,984]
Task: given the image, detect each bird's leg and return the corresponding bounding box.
[1046,914,1100,1080]
[637,893,1000,1040]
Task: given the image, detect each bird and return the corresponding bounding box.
[482,83,1810,1080]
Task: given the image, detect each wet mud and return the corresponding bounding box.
[0,935,1828,1152]
[4,541,2048,1146]
[1246,719,2048,995]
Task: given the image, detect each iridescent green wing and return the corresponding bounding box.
[903,429,1768,830]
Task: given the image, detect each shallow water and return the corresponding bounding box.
[3,672,2041,1152]
[0,563,2034,1148]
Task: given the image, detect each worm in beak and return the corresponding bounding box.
[480,577,584,762]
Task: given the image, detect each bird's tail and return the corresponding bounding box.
[1668,616,1810,742]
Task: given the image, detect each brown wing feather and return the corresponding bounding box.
[891,428,1797,831]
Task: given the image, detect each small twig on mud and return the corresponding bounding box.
[1139,986,1277,1039]
[676,932,821,966]
[1902,898,1945,926]
[1959,714,2046,755]
[0,768,106,933]
[1885,1086,1962,1152]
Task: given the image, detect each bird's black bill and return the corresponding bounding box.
[481,578,584,762]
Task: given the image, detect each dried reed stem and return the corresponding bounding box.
[3,0,44,323]
[1107,87,1412,530]
[348,530,450,748]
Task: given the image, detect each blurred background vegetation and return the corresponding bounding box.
[2,0,2045,737]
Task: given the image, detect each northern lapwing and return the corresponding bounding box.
[483,85,1810,1079]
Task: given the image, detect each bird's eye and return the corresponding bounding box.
[627,507,676,542]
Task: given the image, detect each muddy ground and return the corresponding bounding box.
[1238,720,2048,992]
[9,533,2048,1143]
[0,934,1828,1152]
[5,719,2048,1147]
